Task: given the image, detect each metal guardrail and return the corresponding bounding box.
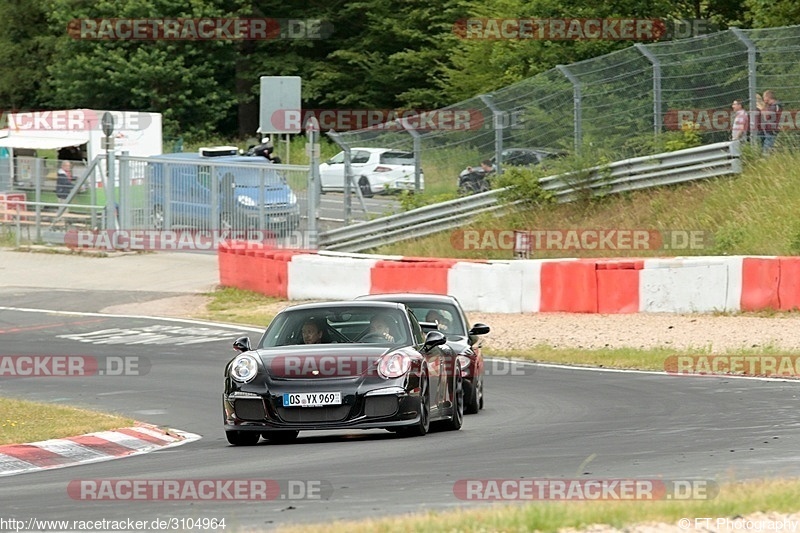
[317,141,742,252]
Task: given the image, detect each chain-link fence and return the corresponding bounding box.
[330,25,800,200]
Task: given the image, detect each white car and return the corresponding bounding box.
[318,148,424,197]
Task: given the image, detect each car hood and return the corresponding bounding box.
[252,344,395,378]
[233,185,294,205]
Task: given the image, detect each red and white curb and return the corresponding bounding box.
[0,424,201,477]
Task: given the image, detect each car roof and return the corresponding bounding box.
[150,153,270,164]
[350,147,410,154]
[279,300,408,313]
[355,293,460,305]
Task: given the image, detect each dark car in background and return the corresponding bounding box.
[223,301,465,445]
[356,294,490,414]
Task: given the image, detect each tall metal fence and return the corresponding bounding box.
[0,153,312,248]
[330,25,800,191]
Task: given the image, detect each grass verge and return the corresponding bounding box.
[276,477,800,533]
[0,398,135,445]
[194,286,286,327]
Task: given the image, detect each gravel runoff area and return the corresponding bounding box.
[103,295,800,352]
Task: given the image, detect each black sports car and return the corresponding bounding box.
[223,301,464,445]
[356,294,490,414]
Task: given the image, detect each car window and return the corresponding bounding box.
[410,304,465,335]
[351,151,372,164]
[259,306,410,347]
[379,152,414,165]
[327,152,345,164]
[408,311,425,345]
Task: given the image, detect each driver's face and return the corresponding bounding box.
[302,324,323,344]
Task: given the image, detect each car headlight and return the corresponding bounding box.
[377,353,411,379]
[230,354,258,383]
[237,195,256,207]
[457,355,471,371]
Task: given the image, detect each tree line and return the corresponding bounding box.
[0,0,794,140]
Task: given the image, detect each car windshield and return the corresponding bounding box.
[407,303,465,336]
[220,168,286,187]
[259,306,411,347]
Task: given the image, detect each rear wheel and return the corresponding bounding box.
[398,370,429,437]
[261,430,299,444]
[225,430,260,446]
[358,177,374,198]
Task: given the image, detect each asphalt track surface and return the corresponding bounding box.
[2,287,800,531]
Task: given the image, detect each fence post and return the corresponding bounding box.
[479,94,504,175]
[305,116,320,248]
[557,65,582,154]
[635,43,662,138]
[731,27,759,150]
[399,119,423,192]
[327,130,353,224]
[118,152,130,229]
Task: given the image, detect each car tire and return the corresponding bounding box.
[444,368,464,431]
[479,377,484,410]
[358,177,374,198]
[152,205,164,230]
[458,181,479,196]
[466,377,481,414]
[261,430,299,444]
[398,370,429,437]
[225,430,260,446]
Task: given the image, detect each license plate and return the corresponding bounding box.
[283,392,341,407]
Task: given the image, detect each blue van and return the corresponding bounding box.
[148,149,301,234]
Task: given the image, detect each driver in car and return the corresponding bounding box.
[366,314,395,342]
[425,310,449,332]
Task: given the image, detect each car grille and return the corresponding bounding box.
[276,406,351,423]
[234,399,267,421]
[364,396,398,418]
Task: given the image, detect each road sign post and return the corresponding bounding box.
[306,117,320,249]
[101,112,118,234]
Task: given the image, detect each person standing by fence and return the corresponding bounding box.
[55,161,74,204]
[758,90,782,154]
[731,99,748,141]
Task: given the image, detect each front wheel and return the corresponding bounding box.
[225,430,260,446]
[398,371,429,437]
[444,368,464,431]
[358,177,374,198]
[466,376,481,414]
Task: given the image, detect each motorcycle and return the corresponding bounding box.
[457,163,495,195]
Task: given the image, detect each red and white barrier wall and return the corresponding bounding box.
[218,244,800,313]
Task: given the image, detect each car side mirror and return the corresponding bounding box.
[423,330,447,351]
[469,323,490,336]
[232,336,251,353]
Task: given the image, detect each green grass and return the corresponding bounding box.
[371,147,800,258]
[276,477,800,533]
[195,286,286,327]
[0,398,134,445]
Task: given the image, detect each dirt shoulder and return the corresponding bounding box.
[101,296,800,352]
